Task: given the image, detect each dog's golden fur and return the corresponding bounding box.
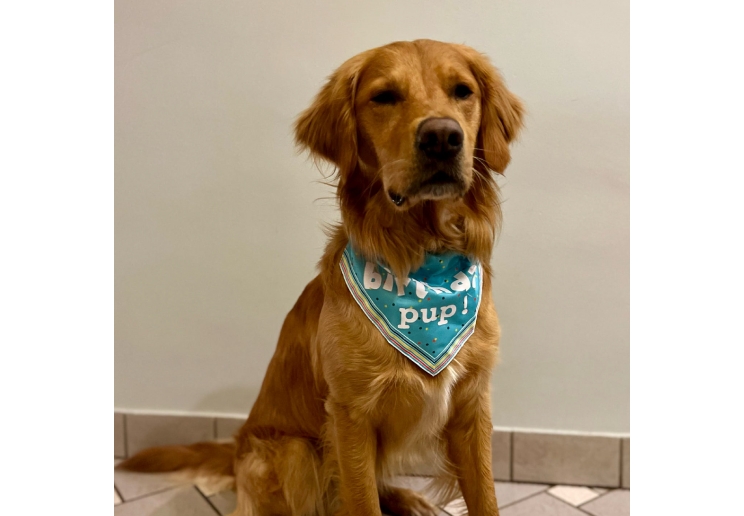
[118,39,524,516]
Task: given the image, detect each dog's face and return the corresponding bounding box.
[295,40,523,211]
[354,43,483,208]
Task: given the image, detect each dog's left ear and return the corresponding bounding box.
[294,53,368,175]
[459,46,525,174]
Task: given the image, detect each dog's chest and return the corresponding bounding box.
[377,365,460,461]
[370,365,463,478]
[417,366,459,431]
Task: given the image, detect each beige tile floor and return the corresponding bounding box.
[114,459,629,516]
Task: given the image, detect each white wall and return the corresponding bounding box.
[115,0,628,433]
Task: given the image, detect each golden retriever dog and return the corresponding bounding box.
[119,39,524,516]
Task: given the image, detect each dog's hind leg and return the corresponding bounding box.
[231,436,324,516]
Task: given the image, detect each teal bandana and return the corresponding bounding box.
[339,243,482,376]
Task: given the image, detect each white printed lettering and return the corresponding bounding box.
[394,276,410,296]
[363,262,382,290]
[421,307,438,323]
[382,271,394,291]
[415,280,427,299]
[398,308,419,329]
[439,305,456,325]
[450,272,471,292]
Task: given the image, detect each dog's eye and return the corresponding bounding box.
[453,84,473,100]
[371,90,400,105]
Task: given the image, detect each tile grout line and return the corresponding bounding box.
[116,485,186,504]
[497,486,551,511]
[618,437,624,487]
[544,490,598,516]
[509,431,514,482]
[122,413,128,458]
[577,487,619,508]
[194,486,222,515]
[575,498,601,516]
[114,484,124,505]
[522,480,619,489]
[495,480,555,487]
[573,503,596,516]
[437,504,454,516]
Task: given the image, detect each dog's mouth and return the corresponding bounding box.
[422,170,457,188]
[388,170,463,208]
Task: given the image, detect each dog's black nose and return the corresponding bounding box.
[416,118,464,160]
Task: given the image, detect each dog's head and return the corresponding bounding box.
[295,40,524,211]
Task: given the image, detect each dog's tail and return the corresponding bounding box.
[116,440,237,494]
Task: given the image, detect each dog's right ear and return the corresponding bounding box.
[294,54,368,174]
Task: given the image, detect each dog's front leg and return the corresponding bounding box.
[328,401,381,516]
[444,377,500,516]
